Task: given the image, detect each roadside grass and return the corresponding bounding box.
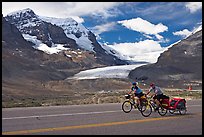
[2,89,202,108]
[163,89,202,100]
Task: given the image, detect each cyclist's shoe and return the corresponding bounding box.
[137,104,142,110]
[155,107,159,111]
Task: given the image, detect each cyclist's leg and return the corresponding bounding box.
[157,95,164,107]
[132,94,136,104]
[136,96,140,105]
[138,93,145,106]
[134,93,140,107]
[153,95,157,104]
[154,95,161,110]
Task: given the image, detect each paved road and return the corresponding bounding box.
[2,99,202,135]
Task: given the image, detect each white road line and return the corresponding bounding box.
[2,104,201,120]
[187,105,201,107]
[2,110,122,120]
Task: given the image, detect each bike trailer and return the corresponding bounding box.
[169,97,186,110]
[161,99,170,109]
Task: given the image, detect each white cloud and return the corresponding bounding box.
[69,16,84,23]
[143,34,153,39]
[104,40,166,63]
[118,17,168,40]
[90,22,117,35]
[173,29,191,38]
[185,2,202,13]
[2,2,122,19]
[158,38,170,43]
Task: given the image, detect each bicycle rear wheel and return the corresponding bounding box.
[158,107,167,116]
[122,101,133,113]
[140,103,152,117]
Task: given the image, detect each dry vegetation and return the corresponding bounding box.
[2,78,202,108]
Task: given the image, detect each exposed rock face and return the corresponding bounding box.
[128,30,202,89]
[2,13,127,102]
[2,16,76,82]
[2,15,106,84]
[5,8,77,48]
[5,8,127,66]
[2,14,33,49]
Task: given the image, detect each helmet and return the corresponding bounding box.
[150,83,155,87]
[132,82,136,85]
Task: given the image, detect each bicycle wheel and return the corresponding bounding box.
[158,107,167,116]
[140,103,152,117]
[122,101,133,113]
[177,101,187,115]
[179,108,187,115]
[169,109,175,114]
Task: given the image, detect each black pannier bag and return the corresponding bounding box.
[162,94,169,99]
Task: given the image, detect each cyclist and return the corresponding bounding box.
[128,82,145,108]
[146,83,168,110]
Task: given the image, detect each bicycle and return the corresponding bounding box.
[122,94,152,117]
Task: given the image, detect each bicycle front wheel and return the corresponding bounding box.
[122,101,133,113]
[140,103,152,117]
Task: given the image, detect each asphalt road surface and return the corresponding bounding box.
[2,99,202,135]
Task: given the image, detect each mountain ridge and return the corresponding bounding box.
[128,30,202,89]
[4,8,127,66]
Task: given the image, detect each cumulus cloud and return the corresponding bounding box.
[69,16,84,23]
[2,2,122,19]
[89,22,117,35]
[118,17,168,40]
[104,40,166,63]
[185,2,202,13]
[173,29,191,38]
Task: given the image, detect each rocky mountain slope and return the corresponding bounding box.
[128,29,202,89]
[4,8,126,66]
[2,15,118,101]
[2,11,127,107]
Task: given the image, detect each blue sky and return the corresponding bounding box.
[2,2,202,63]
[82,2,202,47]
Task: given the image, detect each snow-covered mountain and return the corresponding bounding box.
[5,8,77,53]
[5,8,127,65]
[39,16,95,52]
